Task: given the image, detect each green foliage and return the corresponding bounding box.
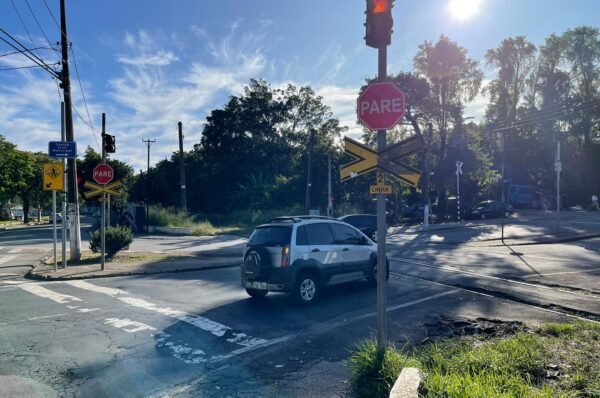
[350,322,600,398]
[147,205,194,227]
[348,339,420,398]
[89,226,133,257]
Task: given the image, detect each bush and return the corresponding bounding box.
[89,225,133,258]
[148,205,193,227]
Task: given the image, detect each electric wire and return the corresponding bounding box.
[0,45,53,58]
[0,30,60,78]
[70,46,100,151]
[42,0,61,30]
[24,0,60,57]
[10,0,39,54]
[0,62,59,72]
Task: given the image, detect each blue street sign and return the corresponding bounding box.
[48,141,77,158]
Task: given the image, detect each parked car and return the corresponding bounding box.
[338,214,377,241]
[241,215,388,305]
[465,201,513,220]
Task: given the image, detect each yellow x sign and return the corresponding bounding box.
[340,137,378,181]
[84,180,123,198]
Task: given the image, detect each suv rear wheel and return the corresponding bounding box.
[294,272,319,305]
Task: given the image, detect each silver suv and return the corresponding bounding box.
[241,216,388,305]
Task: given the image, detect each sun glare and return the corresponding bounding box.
[448,0,481,21]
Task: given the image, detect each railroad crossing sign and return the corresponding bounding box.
[93,164,114,185]
[43,163,64,191]
[83,180,123,199]
[340,134,425,187]
[357,81,406,131]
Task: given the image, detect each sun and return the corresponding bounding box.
[448,0,481,21]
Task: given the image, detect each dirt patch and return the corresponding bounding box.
[421,316,528,341]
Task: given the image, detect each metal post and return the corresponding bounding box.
[424,123,432,228]
[305,129,315,213]
[61,102,67,268]
[327,152,333,217]
[376,45,388,352]
[100,113,106,270]
[178,122,187,212]
[556,140,561,237]
[142,138,156,232]
[52,190,57,272]
[107,194,110,227]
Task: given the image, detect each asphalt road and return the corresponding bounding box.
[1,215,598,397]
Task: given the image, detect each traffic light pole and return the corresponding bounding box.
[101,113,106,271]
[376,45,388,353]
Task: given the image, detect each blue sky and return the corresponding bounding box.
[1,0,598,171]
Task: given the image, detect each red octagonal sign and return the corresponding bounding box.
[93,164,114,185]
[357,81,406,131]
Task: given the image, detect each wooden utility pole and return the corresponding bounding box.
[142,138,156,232]
[60,0,81,261]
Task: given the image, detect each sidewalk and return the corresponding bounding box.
[27,251,242,281]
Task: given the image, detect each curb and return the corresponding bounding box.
[403,232,600,247]
[389,367,422,398]
[25,261,241,281]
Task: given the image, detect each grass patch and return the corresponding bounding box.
[349,321,600,398]
[48,251,196,265]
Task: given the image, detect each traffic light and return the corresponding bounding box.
[103,134,116,153]
[365,0,394,49]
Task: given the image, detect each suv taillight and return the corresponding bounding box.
[281,245,290,267]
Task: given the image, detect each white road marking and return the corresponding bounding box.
[156,332,206,364]
[105,318,156,333]
[18,283,83,304]
[8,248,21,253]
[66,280,270,349]
[78,308,100,313]
[522,268,600,278]
[0,280,25,285]
[0,255,16,264]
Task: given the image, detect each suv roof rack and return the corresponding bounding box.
[268,215,337,223]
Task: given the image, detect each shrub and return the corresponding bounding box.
[90,225,133,258]
[148,205,193,227]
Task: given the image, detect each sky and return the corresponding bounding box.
[1,0,598,171]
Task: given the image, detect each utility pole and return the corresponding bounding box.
[456,161,463,221]
[305,129,315,213]
[60,0,81,261]
[327,152,333,217]
[178,122,187,212]
[500,132,505,203]
[100,113,107,271]
[60,102,67,269]
[142,138,156,232]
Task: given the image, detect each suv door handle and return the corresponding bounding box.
[312,248,320,252]
[342,248,350,251]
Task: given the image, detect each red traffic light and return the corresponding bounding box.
[365,0,394,49]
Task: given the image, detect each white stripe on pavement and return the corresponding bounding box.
[0,255,16,265]
[8,248,21,253]
[105,318,156,333]
[19,283,83,304]
[66,280,269,349]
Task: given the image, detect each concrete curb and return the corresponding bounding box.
[389,367,422,398]
[25,261,241,281]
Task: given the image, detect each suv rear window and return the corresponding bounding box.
[249,226,291,247]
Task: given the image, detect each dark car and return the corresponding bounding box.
[466,200,513,220]
[338,214,377,241]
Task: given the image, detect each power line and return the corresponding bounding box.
[10,0,39,54]
[0,62,59,72]
[24,0,60,57]
[0,45,53,58]
[70,46,100,150]
[42,0,61,31]
[0,29,60,79]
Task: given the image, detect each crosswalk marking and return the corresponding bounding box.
[0,255,16,265]
[65,280,268,348]
[18,283,83,304]
[8,248,20,253]
[105,318,156,333]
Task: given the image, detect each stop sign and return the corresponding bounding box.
[357,81,406,131]
[93,164,114,185]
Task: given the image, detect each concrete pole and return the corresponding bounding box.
[61,102,67,268]
[178,122,187,212]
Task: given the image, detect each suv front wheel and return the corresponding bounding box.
[294,272,319,305]
[246,288,268,299]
